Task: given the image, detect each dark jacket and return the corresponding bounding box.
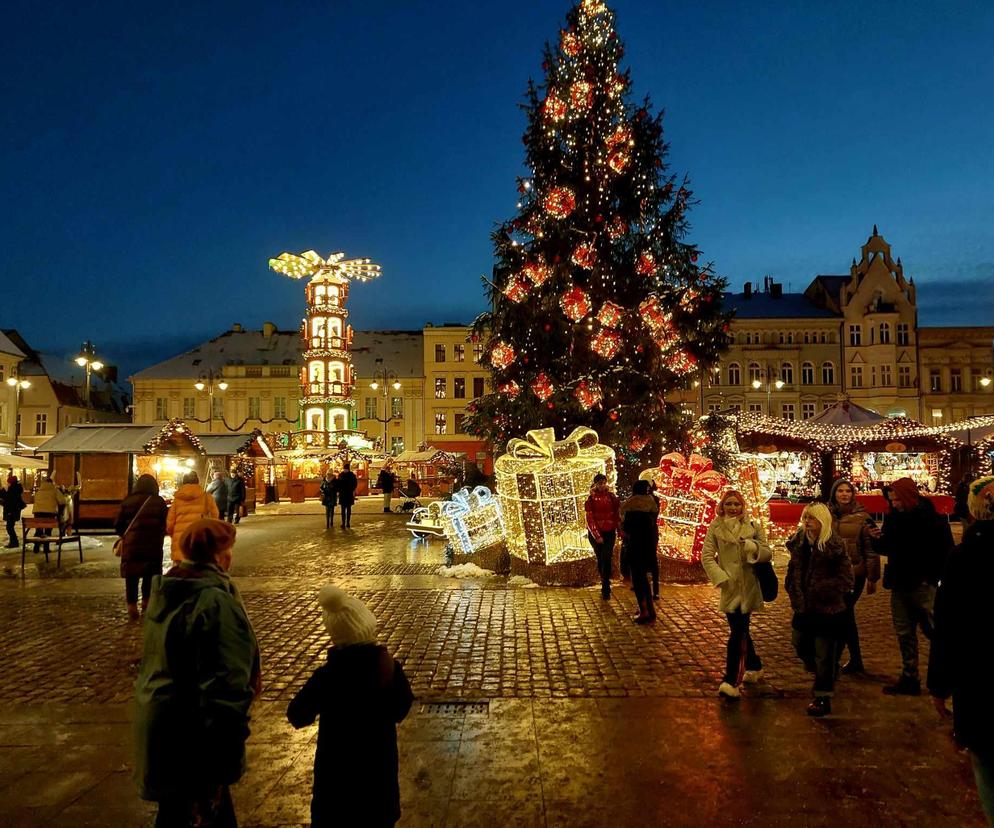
[207,477,228,512]
[375,469,396,494]
[114,487,168,578]
[287,644,414,827]
[927,520,994,752]
[620,494,659,563]
[872,498,954,589]
[337,471,358,506]
[225,475,246,505]
[2,479,25,521]
[828,495,880,582]
[133,562,260,801]
[319,478,338,507]
[785,530,854,617]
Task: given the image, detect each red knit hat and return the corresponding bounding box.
[888,477,920,509]
[178,518,236,563]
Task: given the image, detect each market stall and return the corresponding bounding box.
[393,446,463,496]
[835,420,957,494]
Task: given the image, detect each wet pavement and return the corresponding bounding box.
[0,502,984,826]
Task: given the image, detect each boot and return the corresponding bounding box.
[633,596,652,624]
[807,697,831,717]
[127,602,140,621]
[883,676,921,696]
[141,599,149,614]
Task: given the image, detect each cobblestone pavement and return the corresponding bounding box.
[0,507,985,826]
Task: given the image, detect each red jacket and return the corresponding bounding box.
[585,489,620,536]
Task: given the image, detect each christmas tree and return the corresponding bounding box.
[466,0,729,480]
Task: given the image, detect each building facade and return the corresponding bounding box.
[701,229,994,422]
[0,332,27,451]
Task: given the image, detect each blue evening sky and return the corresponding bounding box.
[3,1,993,376]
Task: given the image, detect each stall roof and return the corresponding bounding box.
[808,400,886,426]
[199,433,272,458]
[394,447,459,463]
[0,453,47,469]
[37,424,171,454]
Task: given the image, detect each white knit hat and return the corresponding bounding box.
[317,585,377,647]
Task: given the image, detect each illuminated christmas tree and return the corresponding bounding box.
[466,0,729,479]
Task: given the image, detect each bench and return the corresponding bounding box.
[20,517,83,573]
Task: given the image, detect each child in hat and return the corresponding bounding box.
[287,586,414,827]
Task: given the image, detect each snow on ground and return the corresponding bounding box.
[507,575,538,588]
[435,563,496,578]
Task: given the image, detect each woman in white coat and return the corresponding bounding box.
[701,489,773,699]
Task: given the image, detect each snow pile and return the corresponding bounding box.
[435,563,496,578]
[507,575,538,588]
[78,536,106,550]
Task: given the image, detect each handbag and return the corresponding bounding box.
[753,560,779,602]
[113,496,152,557]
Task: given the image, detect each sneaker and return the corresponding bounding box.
[742,670,764,684]
[841,661,865,676]
[883,677,921,696]
[807,697,831,717]
[718,682,741,699]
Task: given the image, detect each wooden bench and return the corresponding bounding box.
[20,517,83,573]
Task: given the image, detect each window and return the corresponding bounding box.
[898,366,912,388]
[391,437,404,455]
[245,366,262,378]
[248,397,261,419]
[391,396,404,418]
[182,397,195,418]
[274,396,287,419]
[781,403,796,421]
[707,403,720,413]
[473,377,485,397]
[434,344,446,362]
[364,397,377,419]
[34,413,48,435]
[803,332,812,344]
[434,412,447,434]
[820,331,829,344]
[0,403,6,433]
[850,365,863,388]
[748,403,763,413]
[823,401,833,411]
[434,378,447,399]
[849,325,861,346]
[728,363,741,386]
[454,344,465,362]
[729,404,742,413]
[880,365,893,386]
[454,413,465,433]
[787,332,794,344]
[212,396,223,421]
[270,366,292,377]
[748,362,762,384]
[897,324,910,346]
[710,366,721,386]
[801,362,814,385]
[879,323,891,344]
[155,398,168,420]
[802,402,816,420]
[780,362,793,385]
[454,377,466,399]
[951,368,962,392]
[929,369,942,392]
[473,341,483,363]
[778,332,785,345]
[822,362,835,385]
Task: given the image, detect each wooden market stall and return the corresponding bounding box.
[392,446,463,496]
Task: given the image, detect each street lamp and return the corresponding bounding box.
[194,369,228,432]
[751,366,785,415]
[74,341,104,422]
[6,374,31,445]
[369,359,402,455]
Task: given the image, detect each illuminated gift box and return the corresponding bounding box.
[640,452,727,564]
[495,427,616,571]
[439,485,505,556]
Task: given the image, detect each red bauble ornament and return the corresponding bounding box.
[609,409,620,421]
[607,216,628,239]
[594,214,604,223]
[547,402,555,410]
[543,322,552,332]
[530,372,554,402]
[571,243,597,269]
[543,187,576,219]
[560,286,592,321]
[691,252,699,263]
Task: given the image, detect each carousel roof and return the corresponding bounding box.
[807,399,886,426]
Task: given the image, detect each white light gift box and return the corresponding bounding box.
[439,485,505,556]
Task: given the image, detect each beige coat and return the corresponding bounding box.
[32,481,67,516]
[701,517,773,614]
[166,484,219,561]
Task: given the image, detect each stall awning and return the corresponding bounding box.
[0,454,47,469]
[36,419,210,456]
[199,432,272,459]
[394,448,460,464]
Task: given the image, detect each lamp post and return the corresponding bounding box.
[74,341,104,423]
[6,374,31,445]
[369,359,401,456]
[751,365,785,416]
[194,370,228,432]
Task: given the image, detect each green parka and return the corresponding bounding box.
[133,562,260,802]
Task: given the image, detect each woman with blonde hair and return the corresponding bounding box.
[785,502,854,717]
[701,489,773,700]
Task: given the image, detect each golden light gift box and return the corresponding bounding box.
[495,427,616,585]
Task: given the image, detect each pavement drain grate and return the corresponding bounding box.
[421,701,490,715]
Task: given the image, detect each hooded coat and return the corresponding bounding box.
[620,494,659,566]
[287,644,414,827]
[337,470,358,507]
[166,484,219,559]
[133,562,259,802]
[701,516,773,614]
[828,481,880,582]
[207,476,228,513]
[872,497,953,589]
[2,478,25,521]
[785,530,854,616]
[114,476,168,578]
[32,480,67,516]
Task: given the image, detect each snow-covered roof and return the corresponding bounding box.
[0,331,26,359]
[351,331,423,378]
[132,328,301,379]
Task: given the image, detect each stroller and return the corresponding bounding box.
[398,478,423,513]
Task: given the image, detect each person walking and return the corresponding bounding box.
[320,471,338,530]
[337,463,358,529]
[785,502,854,717]
[620,479,659,624]
[585,473,620,600]
[928,475,994,824]
[31,477,67,555]
[701,489,773,700]
[134,519,261,828]
[287,585,414,827]
[828,479,880,675]
[3,474,25,548]
[114,474,168,621]
[166,471,219,561]
[376,463,396,513]
[225,470,246,524]
[207,471,228,519]
[869,476,954,696]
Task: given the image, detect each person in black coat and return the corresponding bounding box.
[337,463,358,529]
[114,474,168,620]
[376,465,397,513]
[207,471,228,517]
[620,480,659,624]
[3,474,26,547]
[319,471,338,530]
[225,471,246,524]
[928,474,994,824]
[287,586,413,828]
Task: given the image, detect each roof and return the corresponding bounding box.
[394,447,456,463]
[807,399,885,425]
[351,331,424,378]
[811,275,850,303]
[722,292,839,319]
[0,331,26,359]
[198,433,272,458]
[132,329,301,379]
[36,424,169,454]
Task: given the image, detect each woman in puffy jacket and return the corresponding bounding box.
[166,471,219,561]
[828,479,880,675]
[701,489,773,700]
[114,474,168,620]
